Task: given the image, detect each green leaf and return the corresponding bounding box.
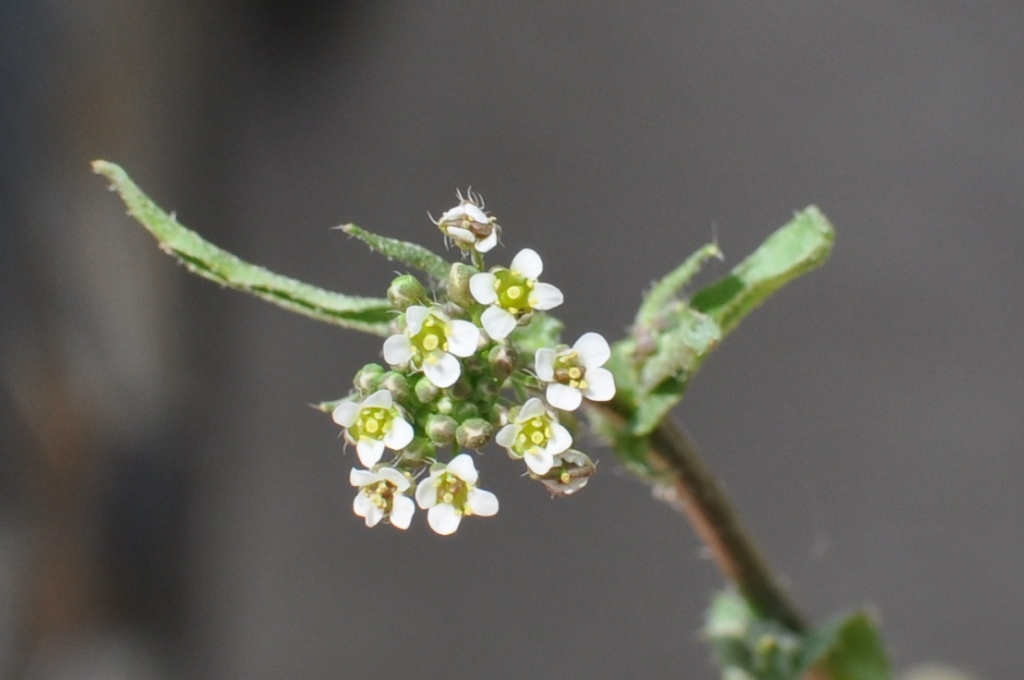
[340,223,450,281]
[798,612,893,680]
[92,160,394,336]
[636,241,722,327]
[706,591,805,680]
[691,206,834,337]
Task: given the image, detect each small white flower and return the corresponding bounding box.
[494,397,572,475]
[332,389,415,467]
[382,305,481,388]
[434,190,500,253]
[350,466,416,529]
[415,453,499,535]
[469,248,564,340]
[533,449,596,496]
[535,332,616,411]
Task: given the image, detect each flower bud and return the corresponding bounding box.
[473,377,499,404]
[452,401,480,422]
[425,414,458,445]
[487,344,518,383]
[387,274,428,310]
[397,437,435,467]
[456,418,494,449]
[448,376,473,401]
[378,371,411,403]
[446,263,479,309]
[354,363,385,393]
[414,376,441,404]
[488,403,509,428]
[435,396,454,415]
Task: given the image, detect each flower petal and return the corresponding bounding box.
[383,334,414,365]
[389,496,415,530]
[447,453,479,484]
[477,231,498,253]
[363,502,385,528]
[350,468,379,487]
[447,320,481,357]
[463,203,488,224]
[546,383,583,411]
[362,389,393,409]
[547,423,573,455]
[356,438,386,467]
[535,348,556,381]
[582,367,616,402]
[494,424,520,450]
[467,488,499,517]
[445,226,476,245]
[574,332,611,367]
[524,448,555,475]
[415,477,438,509]
[423,351,461,388]
[518,397,546,421]
[332,401,361,427]
[438,205,468,223]
[510,248,543,279]
[481,306,517,340]
[377,466,410,491]
[404,305,429,334]
[384,416,414,450]
[353,492,373,518]
[427,504,462,535]
[529,282,563,311]
[469,273,498,304]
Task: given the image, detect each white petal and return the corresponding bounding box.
[332,401,360,427]
[445,226,475,244]
[463,203,488,223]
[383,417,414,450]
[404,305,429,334]
[574,332,611,367]
[438,205,468,223]
[447,320,481,357]
[469,273,498,304]
[476,231,498,253]
[518,397,546,421]
[423,351,461,388]
[467,488,499,517]
[415,477,438,509]
[535,348,555,381]
[427,504,462,535]
[353,492,373,518]
[510,248,543,279]
[383,334,414,365]
[582,367,616,402]
[350,468,379,487]
[377,466,410,491]
[362,389,393,409]
[389,496,415,530]
[524,449,555,475]
[363,502,384,528]
[546,383,583,411]
[446,453,479,484]
[356,438,386,467]
[494,424,520,450]
[481,306,517,340]
[529,282,563,311]
[547,423,573,455]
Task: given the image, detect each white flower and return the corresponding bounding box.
[535,332,616,411]
[434,190,500,253]
[415,453,499,535]
[494,397,572,475]
[533,449,596,496]
[382,305,480,388]
[332,389,415,467]
[350,466,416,529]
[469,248,564,340]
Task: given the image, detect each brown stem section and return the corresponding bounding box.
[646,417,807,632]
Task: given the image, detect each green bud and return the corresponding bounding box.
[452,401,480,422]
[398,437,435,467]
[425,414,458,445]
[456,418,494,449]
[446,263,479,309]
[448,377,473,401]
[488,403,509,428]
[378,371,411,403]
[487,344,518,383]
[387,274,428,310]
[473,377,500,404]
[354,363,385,393]
[435,396,454,415]
[414,376,441,404]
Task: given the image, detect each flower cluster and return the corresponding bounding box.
[327,192,614,534]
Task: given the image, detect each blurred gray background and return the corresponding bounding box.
[2,2,1022,678]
